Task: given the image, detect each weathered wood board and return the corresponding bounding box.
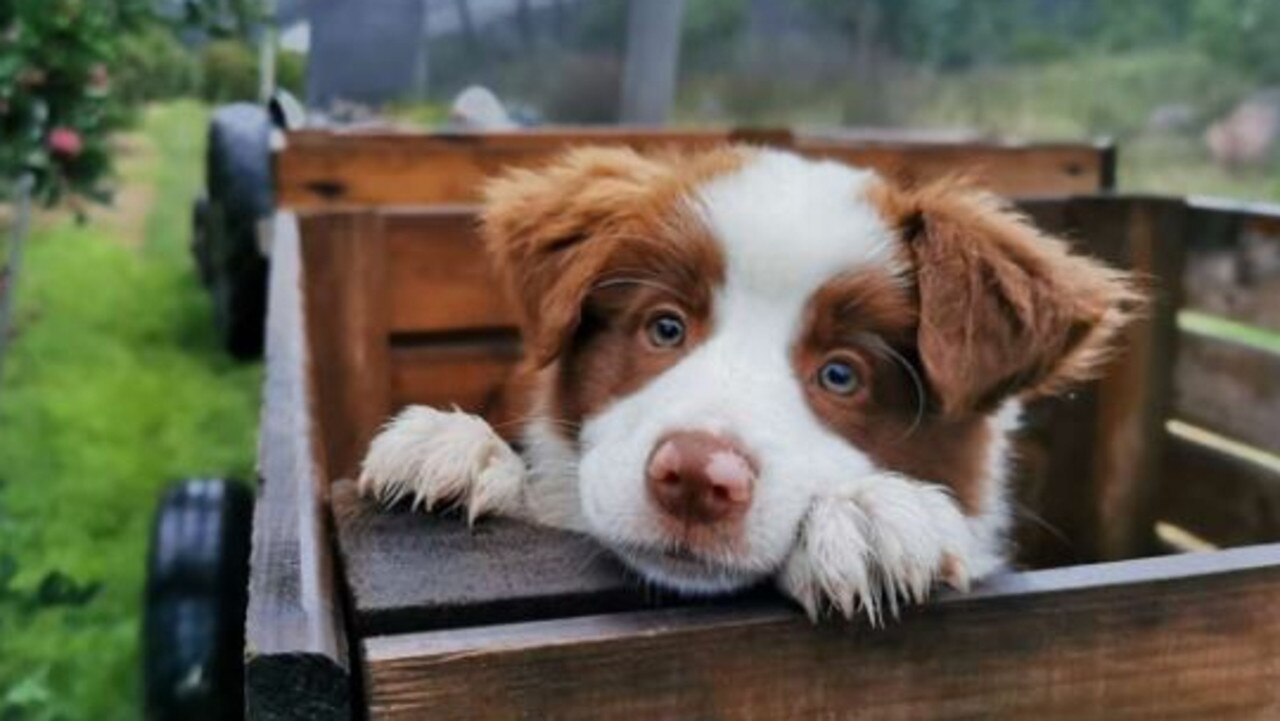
[275,129,1112,209]
[245,214,351,721]
[361,545,1280,721]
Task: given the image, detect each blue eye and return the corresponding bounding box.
[646,313,686,348]
[818,360,862,395]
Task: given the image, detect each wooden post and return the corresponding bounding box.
[246,214,351,721]
[619,0,687,124]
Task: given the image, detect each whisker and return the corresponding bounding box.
[854,333,927,438]
[490,415,583,433]
[1012,501,1073,550]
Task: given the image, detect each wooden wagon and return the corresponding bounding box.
[244,128,1280,720]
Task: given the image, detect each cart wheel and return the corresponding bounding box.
[144,479,253,721]
[206,104,272,359]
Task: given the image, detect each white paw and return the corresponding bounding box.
[357,406,527,523]
[778,474,973,624]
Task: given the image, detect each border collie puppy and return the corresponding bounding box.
[359,147,1139,622]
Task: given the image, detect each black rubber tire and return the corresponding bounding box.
[143,479,253,721]
[206,103,272,359]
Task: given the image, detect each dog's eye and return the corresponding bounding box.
[646,313,686,348]
[818,360,862,396]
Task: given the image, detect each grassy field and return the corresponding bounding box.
[0,102,260,721]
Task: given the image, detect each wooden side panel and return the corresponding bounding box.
[1184,200,1280,330]
[246,214,351,721]
[383,209,516,333]
[1156,427,1280,547]
[362,546,1280,721]
[1013,197,1185,564]
[1173,332,1280,454]
[388,338,520,414]
[276,131,1108,209]
[301,212,391,483]
[277,129,793,209]
[800,140,1107,195]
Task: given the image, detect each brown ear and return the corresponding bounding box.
[480,148,670,367]
[875,181,1143,416]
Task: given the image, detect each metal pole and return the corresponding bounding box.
[259,0,278,102]
[619,0,687,125]
[0,174,35,396]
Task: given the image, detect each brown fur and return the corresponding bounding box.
[868,179,1143,417]
[481,146,745,430]
[793,270,993,513]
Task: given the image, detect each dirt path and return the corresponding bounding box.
[87,132,158,248]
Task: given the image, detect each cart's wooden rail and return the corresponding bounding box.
[275,128,1113,209]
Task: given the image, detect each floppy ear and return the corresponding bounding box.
[480,148,670,367]
[876,182,1143,416]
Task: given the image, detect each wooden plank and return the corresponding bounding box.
[245,213,351,721]
[1184,199,1280,330]
[330,480,693,637]
[1156,425,1280,548]
[276,128,794,209]
[1007,197,1185,564]
[362,544,1280,721]
[383,208,517,333]
[800,140,1109,196]
[388,336,520,415]
[276,131,1108,209]
[1174,331,1280,454]
[300,212,391,483]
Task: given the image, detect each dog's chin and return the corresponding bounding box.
[610,543,769,595]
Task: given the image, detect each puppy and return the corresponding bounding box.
[359,147,1139,622]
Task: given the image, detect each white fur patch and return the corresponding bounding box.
[778,473,973,624]
[358,406,526,523]
[695,148,903,296]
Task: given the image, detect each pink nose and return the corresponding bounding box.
[646,431,755,524]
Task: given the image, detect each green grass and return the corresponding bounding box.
[0,101,261,721]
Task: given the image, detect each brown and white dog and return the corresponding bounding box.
[359,146,1139,622]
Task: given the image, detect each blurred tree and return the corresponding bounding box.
[0,0,130,205]
[1193,0,1280,83]
[180,0,262,39]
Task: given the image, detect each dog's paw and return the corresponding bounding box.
[358,406,527,523]
[777,474,972,624]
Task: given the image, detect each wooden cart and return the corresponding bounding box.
[244,129,1280,720]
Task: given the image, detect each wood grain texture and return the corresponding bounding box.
[246,213,351,721]
[277,128,793,209]
[275,130,1109,209]
[362,545,1280,721]
[1156,429,1280,547]
[301,212,391,483]
[1174,331,1280,454]
[388,336,520,414]
[799,139,1108,195]
[383,208,517,333]
[330,480,693,636]
[1013,197,1186,564]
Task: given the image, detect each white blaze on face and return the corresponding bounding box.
[576,150,905,592]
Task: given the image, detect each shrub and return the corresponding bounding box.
[114,24,200,105]
[276,49,306,99]
[199,39,258,104]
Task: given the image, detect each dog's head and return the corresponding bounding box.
[482,147,1138,593]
